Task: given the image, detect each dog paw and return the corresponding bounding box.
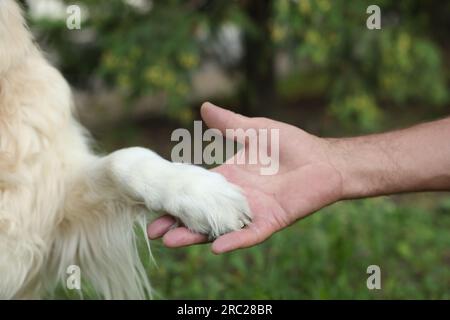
[163,164,252,239]
[107,147,251,239]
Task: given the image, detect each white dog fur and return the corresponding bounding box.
[0,0,251,299]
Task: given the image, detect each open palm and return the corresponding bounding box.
[147,103,343,253]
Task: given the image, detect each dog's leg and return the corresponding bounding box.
[104,147,252,238]
[50,147,250,299]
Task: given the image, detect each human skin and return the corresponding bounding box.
[147,102,450,254]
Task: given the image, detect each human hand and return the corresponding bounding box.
[147,102,344,253]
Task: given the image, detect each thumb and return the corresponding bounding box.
[200,102,251,134]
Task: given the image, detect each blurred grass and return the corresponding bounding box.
[146,197,450,299]
[54,194,450,299]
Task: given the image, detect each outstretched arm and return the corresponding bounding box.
[327,118,450,198]
[147,103,450,253]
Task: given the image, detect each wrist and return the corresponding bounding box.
[324,136,397,200]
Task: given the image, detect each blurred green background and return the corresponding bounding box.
[23,0,450,299]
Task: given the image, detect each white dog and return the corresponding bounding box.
[0,0,251,299]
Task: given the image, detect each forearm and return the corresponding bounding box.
[327,117,450,199]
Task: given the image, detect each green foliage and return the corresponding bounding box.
[330,93,382,132]
[30,0,449,129]
[274,0,448,131]
[96,1,202,118]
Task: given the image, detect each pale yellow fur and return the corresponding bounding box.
[0,0,250,299]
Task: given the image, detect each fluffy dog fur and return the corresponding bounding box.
[0,0,250,299]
